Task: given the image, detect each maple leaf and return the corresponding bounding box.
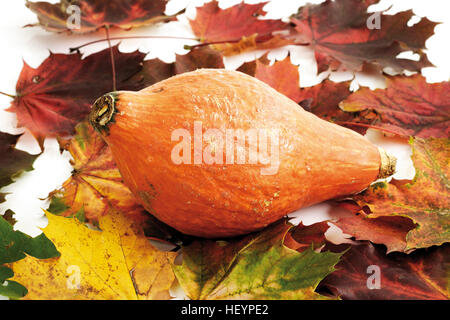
[135,46,225,86]
[347,138,450,251]
[238,55,352,104]
[49,122,143,222]
[9,210,176,299]
[284,222,329,253]
[189,1,290,55]
[173,220,342,300]
[7,45,147,142]
[0,132,38,189]
[339,74,450,138]
[26,0,172,33]
[289,0,437,73]
[334,214,417,253]
[238,55,303,102]
[320,242,449,300]
[0,215,59,299]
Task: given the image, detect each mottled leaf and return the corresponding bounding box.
[334,214,417,253]
[320,242,449,300]
[189,1,289,55]
[351,138,450,251]
[173,221,342,300]
[0,214,59,299]
[289,0,437,73]
[9,210,176,299]
[49,122,143,222]
[0,132,38,189]
[26,0,172,33]
[339,75,450,138]
[7,45,147,140]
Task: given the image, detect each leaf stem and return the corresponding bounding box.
[0,91,15,98]
[104,26,117,92]
[70,35,200,52]
[335,121,401,136]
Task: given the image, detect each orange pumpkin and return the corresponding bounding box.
[89,69,395,238]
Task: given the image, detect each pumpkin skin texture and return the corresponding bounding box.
[89,69,392,238]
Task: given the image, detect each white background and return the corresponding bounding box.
[0,0,448,299]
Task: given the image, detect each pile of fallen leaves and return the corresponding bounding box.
[1,0,448,300]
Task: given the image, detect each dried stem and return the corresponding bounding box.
[104,26,117,92]
[70,35,200,52]
[335,121,401,136]
[0,91,15,98]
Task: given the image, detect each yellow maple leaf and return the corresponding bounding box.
[9,210,177,300]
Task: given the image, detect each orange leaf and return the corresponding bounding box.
[26,0,173,33]
[340,74,450,138]
[348,138,450,251]
[189,1,289,55]
[289,0,437,73]
[49,122,142,222]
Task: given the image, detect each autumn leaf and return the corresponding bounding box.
[0,132,38,189]
[339,74,450,138]
[0,215,59,299]
[7,45,149,141]
[173,221,342,300]
[135,46,225,86]
[238,55,352,105]
[48,122,143,222]
[238,55,303,102]
[284,222,329,253]
[289,0,437,73]
[9,210,176,299]
[172,46,225,74]
[189,1,290,55]
[319,242,449,300]
[334,214,417,253]
[26,0,173,33]
[348,138,450,251]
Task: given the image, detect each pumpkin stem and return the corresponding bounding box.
[89,93,117,133]
[377,147,397,179]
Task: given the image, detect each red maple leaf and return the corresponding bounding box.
[26,0,172,33]
[320,242,449,300]
[7,45,147,142]
[289,0,437,73]
[284,222,329,253]
[334,214,416,253]
[189,1,289,54]
[339,74,450,138]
